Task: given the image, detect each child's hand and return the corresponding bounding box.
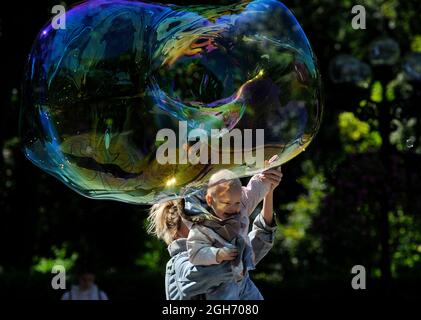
[262,155,283,191]
[216,247,238,263]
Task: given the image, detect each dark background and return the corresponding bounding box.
[1,0,421,300]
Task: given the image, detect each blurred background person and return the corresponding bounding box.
[61,265,108,300]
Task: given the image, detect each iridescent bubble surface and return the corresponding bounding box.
[369,38,400,66]
[21,0,323,204]
[329,54,371,87]
[403,52,421,82]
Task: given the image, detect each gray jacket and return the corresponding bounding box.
[165,214,276,300]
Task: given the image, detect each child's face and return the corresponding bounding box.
[206,183,242,220]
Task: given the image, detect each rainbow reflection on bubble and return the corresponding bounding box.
[20,0,323,204]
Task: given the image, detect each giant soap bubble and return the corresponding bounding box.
[329,54,371,86]
[403,52,421,82]
[369,38,400,66]
[20,0,323,204]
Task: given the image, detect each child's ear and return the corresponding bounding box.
[205,193,213,206]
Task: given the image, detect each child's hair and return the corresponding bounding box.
[147,199,184,245]
[207,169,242,197]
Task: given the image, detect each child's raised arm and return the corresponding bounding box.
[242,156,283,215]
[261,187,274,226]
[261,163,282,225]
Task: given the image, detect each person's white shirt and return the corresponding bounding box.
[61,284,108,300]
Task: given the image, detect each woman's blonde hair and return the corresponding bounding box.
[147,199,184,244]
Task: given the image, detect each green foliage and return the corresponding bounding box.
[134,219,168,273]
[32,243,78,274]
[371,81,383,103]
[390,208,421,276]
[338,112,382,153]
[411,35,421,52]
[135,239,167,273]
[390,118,419,152]
[279,160,327,252]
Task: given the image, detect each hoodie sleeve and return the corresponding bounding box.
[248,213,277,266]
[242,174,272,216]
[187,225,220,266]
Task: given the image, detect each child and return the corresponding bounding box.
[183,157,281,299]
